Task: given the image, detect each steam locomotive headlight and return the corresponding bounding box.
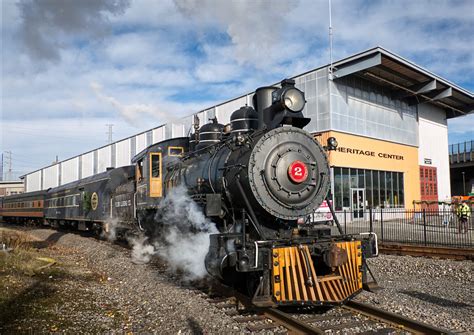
[282,88,305,112]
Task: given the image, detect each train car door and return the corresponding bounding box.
[149,153,162,197]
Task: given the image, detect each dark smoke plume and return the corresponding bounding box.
[16,0,130,62]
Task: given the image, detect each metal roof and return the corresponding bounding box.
[331,46,474,118]
[20,46,474,179]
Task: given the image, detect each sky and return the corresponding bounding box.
[1,0,473,180]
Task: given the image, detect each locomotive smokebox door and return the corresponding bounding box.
[206,194,222,217]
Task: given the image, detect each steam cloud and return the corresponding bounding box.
[173,0,299,67]
[106,186,218,280]
[90,82,179,125]
[16,0,130,62]
[155,186,219,279]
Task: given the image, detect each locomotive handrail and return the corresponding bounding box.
[359,232,379,256]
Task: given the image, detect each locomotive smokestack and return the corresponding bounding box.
[253,86,277,130]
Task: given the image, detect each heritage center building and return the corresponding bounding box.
[22,47,474,214]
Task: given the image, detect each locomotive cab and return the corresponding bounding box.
[132,137,189,231]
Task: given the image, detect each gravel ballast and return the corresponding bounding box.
[1,224,472,333]
[356,254,473,333]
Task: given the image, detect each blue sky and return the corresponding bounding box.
[1,0,473,179]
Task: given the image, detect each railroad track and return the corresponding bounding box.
[379,243,474,261]
[201,282,452,334]
[1,223,455,334]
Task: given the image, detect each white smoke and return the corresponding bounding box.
[90,81,180,125]
[103,185,218,279]
[155,186,219,280]
[130,236,156,265]
[102,217,121,242]
[16,0,130,62]
[173,0,299,67]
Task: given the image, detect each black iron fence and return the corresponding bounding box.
[332,208,473,248]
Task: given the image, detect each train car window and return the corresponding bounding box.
[168,146,184,157]
[151,154,161,177]
[136,159,144,182]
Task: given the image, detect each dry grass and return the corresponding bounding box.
[0,227,114,333]
[0,228,36,251]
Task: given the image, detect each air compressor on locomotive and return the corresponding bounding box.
[0,79,378,307]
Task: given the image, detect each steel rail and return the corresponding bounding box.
[344,301,454,335]
[262,308,325,335]
[379,243,474,261]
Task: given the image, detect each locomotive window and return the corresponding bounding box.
[136,159,144,181]
[151,154,161,178]
[168,146,184,157]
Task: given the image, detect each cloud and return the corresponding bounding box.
[16,0,130,62]
[173,0,300,68]
[90,81,177,125]
[448,116,474,134]
[2,0,473,181]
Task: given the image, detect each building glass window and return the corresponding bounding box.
[365,170,373,208]
[333,167,405,209]
[350,169,358,189]
[342,168,350,208]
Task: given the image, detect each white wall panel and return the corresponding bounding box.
[43,165,59,189]
[172,123,185,137]
[61,157,79,185]
[136,133,147,154]
[116,139,131,167]
[98,146,112,173]
[26,171,41,192]
[82,152,94,178]
[216,96,249,125]
[418,104,450,202]
[153,127,165,143]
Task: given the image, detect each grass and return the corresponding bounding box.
[0,227,125,333]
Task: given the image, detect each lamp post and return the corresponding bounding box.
[461,171,466,195]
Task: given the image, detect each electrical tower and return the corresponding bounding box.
[106,124,114,144]
[0,153,3,181]
[4,151,12,181]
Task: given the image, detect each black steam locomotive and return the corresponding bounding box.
[1,79,377,307]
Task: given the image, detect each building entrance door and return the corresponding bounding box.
[351,188,365,219]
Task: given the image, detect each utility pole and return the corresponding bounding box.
[0,153,3,181]
[328,0,334,79]
[106,124,114,144]
[4,151,12,181]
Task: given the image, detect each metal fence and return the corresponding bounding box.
[449,140,474,164]
[332,208,473,248]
